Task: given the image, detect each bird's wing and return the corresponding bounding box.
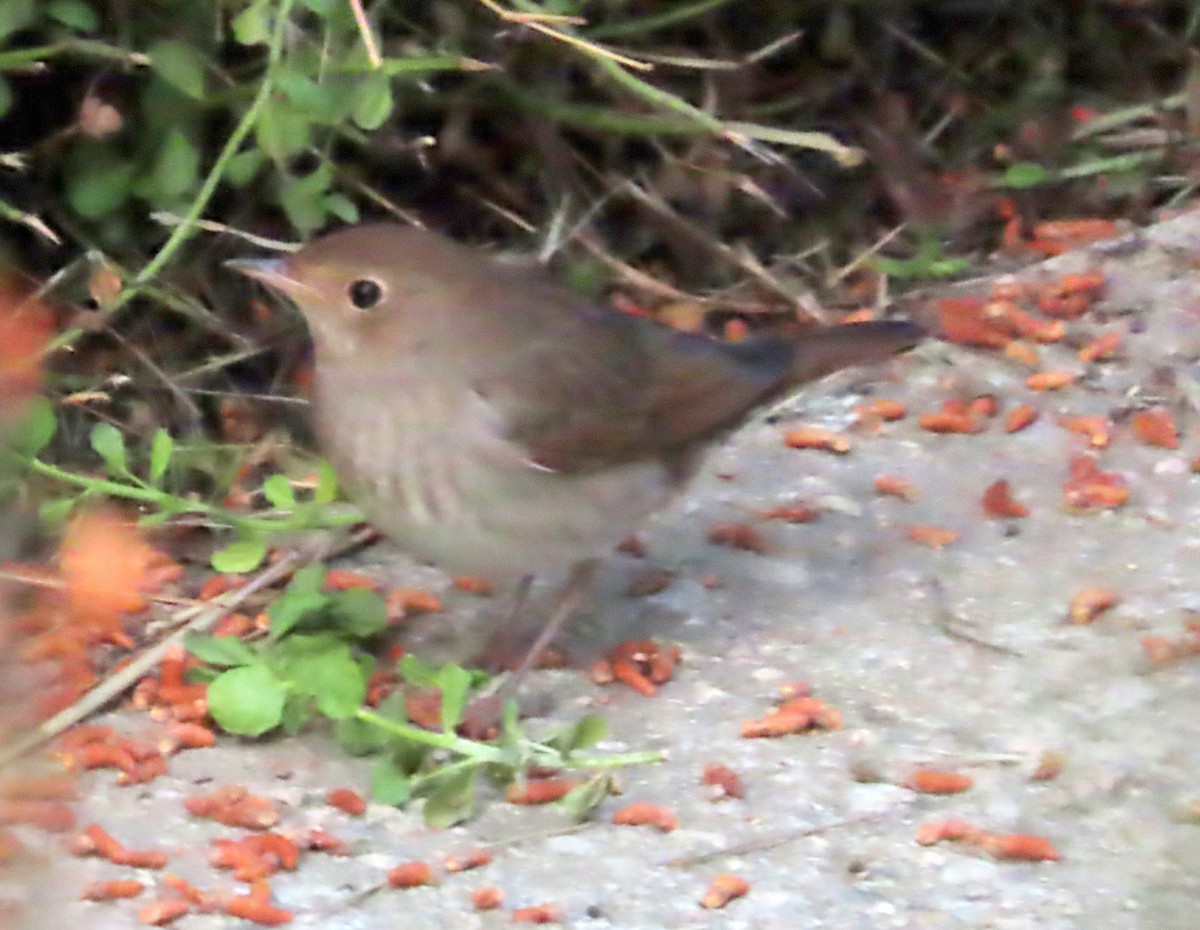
[477,302,799,474]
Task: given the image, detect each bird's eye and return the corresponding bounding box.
[348,278,383,310]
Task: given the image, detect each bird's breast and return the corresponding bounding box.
[313,370,675,581]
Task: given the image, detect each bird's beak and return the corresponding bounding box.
[224,256,308,297]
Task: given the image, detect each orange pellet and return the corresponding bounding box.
[445,848,493,872]
[322,569,379,591]
[984,833,1061,861]
[1078,330,1121,362]
[1004,340,1041,367]
[471,887,505,910]
[903,769,974,794]
[701,875,750,909]
[505,778,583,805]
[81,880,145,900]
[981,480,1029,519]
[137,899,190,925]
[612,802,679,832]
[612,657,657,696]
[782,426,850,453]
[512,903,563,924]
[918,409,980,434]
[854,398,907,422]
[1026,370,1077,391]
[874,475,918,501]
[387,861,434,888]
[760,502,821,522]
[1058,415,1111,448]
[453,575,493,595]
[707,522,768,554]
[1032,219,1116,243]
[1130,407,1179,449]
[326,788,366,816]
[1005,403,1038,433]
[700,763,744,799]
[905,524,958,549]
[224,896,293,926]
[1069,588,1119,625]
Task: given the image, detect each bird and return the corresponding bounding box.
[227,223,923,699]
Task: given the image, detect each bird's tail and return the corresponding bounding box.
[785,319,924,387]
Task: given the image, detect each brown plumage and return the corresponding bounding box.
[228,224,922,687]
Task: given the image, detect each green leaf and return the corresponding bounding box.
[148,40,207,100]
[289,563,328,594]
[8,395,56,457]
[38,497,76,527]
[66,155,134,218]
[323,193,359,224]
[262,474,296,509]
[255,96,312,162]
[225,149,264,187]
[1003,161,1049,189]
[335,716,387,755]
[211,538,267,573]
[548,714,607,755]
[329,588,388,638]
[298,651,365,719]
[421,767,477,827]
[435,664,472,732]
[149,428,173,486]
[231,0,271,45]
[278,164,334,235]
[398,653,442,689]
[184,633,257,668]
[276,70,338,123]
[46,0,98,31]
[89,421,128,476]
[558,773,613,822]
[351,71,393,130]
[267,589,329,638]
[371,756,412,806]
[207,665,286,735]
[314,460,338,504]
[142,129,200,203]
[280,694,314,734]
[0,0,34,42]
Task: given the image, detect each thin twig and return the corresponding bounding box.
[347,0,382,68]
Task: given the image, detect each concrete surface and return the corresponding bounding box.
[12,212,1200,929]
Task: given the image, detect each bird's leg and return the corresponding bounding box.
[464,559,600,737]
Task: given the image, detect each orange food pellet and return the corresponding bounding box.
[918,409,980,434]
[1026,370,1077,391]
[1005,403,1038,433]
[707,522,768,555]
[385,587,441,615]
[471,887,505,910]
[905,524,958,549]
[1130,407,1179,449]
[903,769,975,794]
[445,848,493,872]
[81,880,145,900]
[1004,340,1041,367]
[387,861,434,888]
[701,874,750,909]
[453,575,493,595]
[505,778,583,805]
[984,833,1061,861]
[326,788,366,816]
[981,480,1029,519]
[322,569,379,591]
[782,426,850,453]
[611,657,657,696]
[701,763,745,799]
[854,398,907,422]
[1032,219,1116,243]
[1058,415,1111,448]
[612,801,679,832]
[1078,330,1121,362]
[760,502,821,522]
[1069,588,1119,625]
[224,895,293,926]
[137,899,190,925]
[874,475,918,501]
[935,296,1010,348]
[512,903,563,924]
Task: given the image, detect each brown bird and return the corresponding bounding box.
[228,224,922,696]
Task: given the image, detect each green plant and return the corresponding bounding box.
[188,563,661,827]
